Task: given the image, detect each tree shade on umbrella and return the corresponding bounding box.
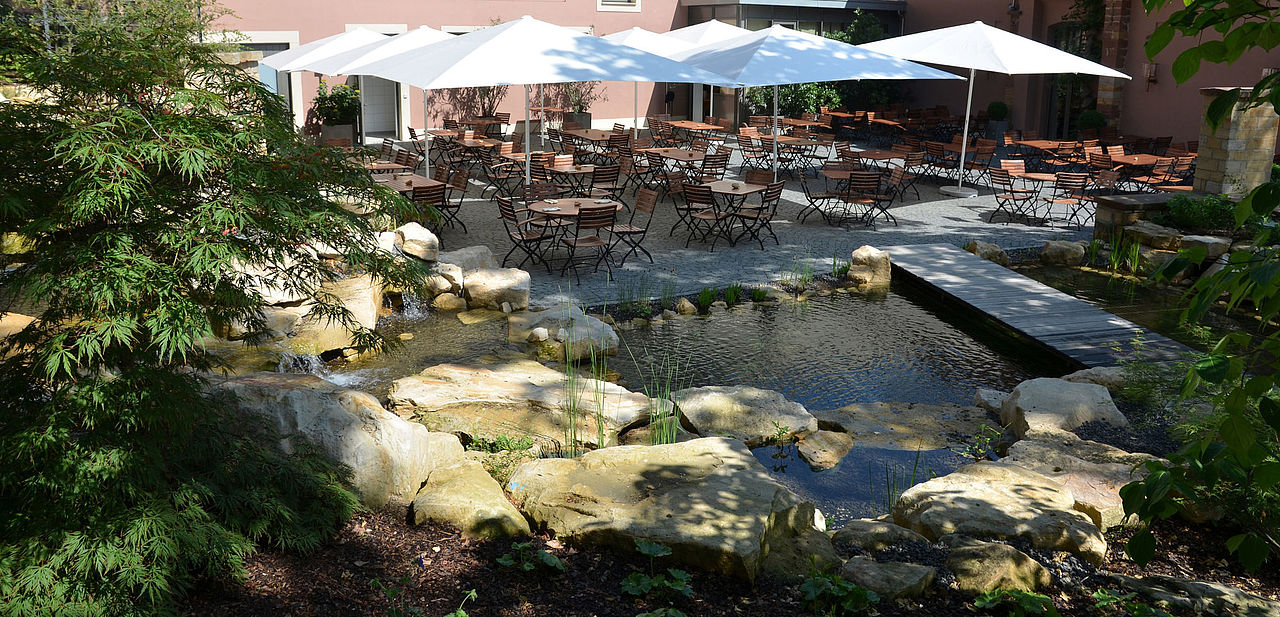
[661,20,753,47]
[260,28,388,72]
[286,27,457,158]
[862,20,1131,195]
[673,25,963,179]
[602,27,696,137]
[353,16,738,185]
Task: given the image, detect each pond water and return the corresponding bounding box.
[610,283,1069,524]
[1017,265,1255,350]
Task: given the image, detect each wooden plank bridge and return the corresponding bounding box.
[883,243,1193,368]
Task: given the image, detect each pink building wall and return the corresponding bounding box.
[903,0,1279,146]
[215,0,690,133]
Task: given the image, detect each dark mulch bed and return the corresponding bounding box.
[1075,397,1184,458]
[184,507,1279,617]
[1104,517,1280,602]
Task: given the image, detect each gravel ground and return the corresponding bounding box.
[416,137,1090,307]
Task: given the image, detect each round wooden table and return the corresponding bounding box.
[527,198,623,217]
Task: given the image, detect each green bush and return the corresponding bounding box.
[987,101,1010,122]
[313,79,362,125]
[1077,109,1108,131]
[696,287,717,311]
[744,82,841,118]
[1165,193,1236,231]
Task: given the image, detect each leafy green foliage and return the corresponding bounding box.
[443,589,477,617]
[0,1,428,614]
[953,423,1004,463]
[1077,109,1108,131]
[372,574,426,617]
[623,539,693,612]
[824,11,902,109]
[313,78,361,125]
[987,101,1010,122]
[744,83,842,118]
[798,570,879,616]
[974,589,1061,617]
[1162,194,1238,232]
[1120,4,1280,566]
[1092,588,1173,617]
[496,541,566,573]
[750,287,770,302]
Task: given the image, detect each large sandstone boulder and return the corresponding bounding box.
[1061,366,1125,393]
[388,353,658,449]
[234,256,309,306]
[945,536,1051,594]
[831,519,928,554]
[411,459,530,538]
[1001,377,1127,439]
[1041,240,1085,266]
[1125,220,1181,250]
[508,306,618,361]
[797,430,855,470]
[966,240,1010,266]
[438,245,498,271]
[1105,573,1280,617]
[892,461,1107,565]
[1180,235,1231,260]
[847,245,891,287]
[213,372,464,508]
[507,437,823,581]
[464,267,530,311]
[394,222,440,262]
[840,557,935,599]
[1001,427,1155,529]
[427,262,463,296]
[672,385,817,446]
[287,274,383,356]
[813,402,991,451]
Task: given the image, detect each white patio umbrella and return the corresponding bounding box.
[674,25,962,179]
[602,28,695,137]
[354,15,737,185]
[260,28,387,72]
[657,21,753,120]
[863,20,1131,196]
[290,27,456,162]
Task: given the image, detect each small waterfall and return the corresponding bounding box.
[399,292,429,320]
[275,351,377,389]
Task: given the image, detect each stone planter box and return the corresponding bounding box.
[564,111,591,129]
[1093,194,1173,242]
[320,123,356,147]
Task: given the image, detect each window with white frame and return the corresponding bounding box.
[598,0,640,13]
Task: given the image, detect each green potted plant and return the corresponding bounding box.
[312,79,361,145]
[985,100,1010,140]
[1077,109,1107,133]
[561,81,605,129]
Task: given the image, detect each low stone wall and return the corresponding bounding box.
[1093,193,1173,242]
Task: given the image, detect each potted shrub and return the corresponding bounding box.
[562,81,605,129]
[985,100,1010,140]
[1077,109,1107,135]
[312,79,361,145]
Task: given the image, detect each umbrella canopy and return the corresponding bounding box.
[354,15,735,89]
[661,20,753,48]
[260,28,388,72]
[602,27,694,58]
[673,25,962,87]
[862,20,1130,194]
[297,26,455,76]
[861,20,1130,78]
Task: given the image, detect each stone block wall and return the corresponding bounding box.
[1193,87,1280,198]
[1096,0,1131,122]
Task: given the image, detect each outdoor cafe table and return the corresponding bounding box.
[852,149,900,171]
[1099,135,1147,148]
[547,163,595,197]
[638,147,705,172]
[1110,153,1163,167]
[373,173,444,194]
[699,180,767,248]
[526,197,623,218]
[780,118,826,129]
[669,120,722,132]
[362,158,416,173]
[563,128,614,145]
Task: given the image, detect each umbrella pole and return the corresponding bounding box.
[539,83,547,142]
[525,84,532,187]
[772,85,779,182]
[633,82,638,140]
[423,89,431,176]
[358,75,366,147]
[940,68,979,198]
[709,85,713,119]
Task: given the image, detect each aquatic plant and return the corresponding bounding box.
[468,435,535,453]
[696,287,717,312]
[831,254,851,279]
[877,449,932,512]
[660,280,678,310]
[952,424,1003,463]
[1086,238,1103,267]
[751,287,770,302]
[622,339,691,446]
[724,283,743,307]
